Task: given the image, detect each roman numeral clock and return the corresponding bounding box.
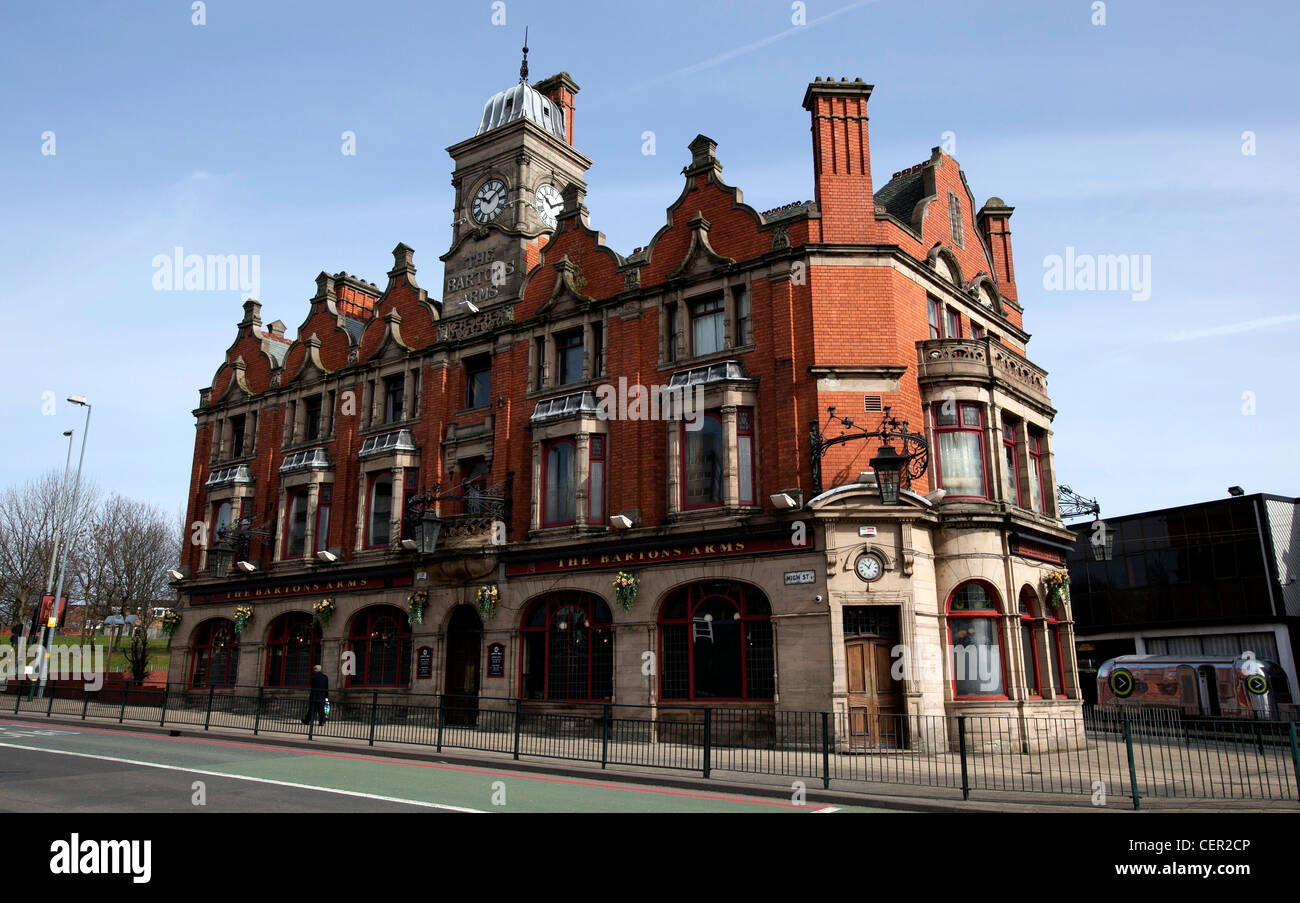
[441,44,591,316]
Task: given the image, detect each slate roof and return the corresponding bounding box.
[874,168,926,222]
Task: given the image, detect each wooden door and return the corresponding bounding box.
[846,637,906,749]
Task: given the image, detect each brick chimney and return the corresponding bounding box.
[802,77,874,243]
[535,71,580,146]
[977,198,1017,302]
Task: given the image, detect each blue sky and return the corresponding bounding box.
[1,0,1296,520]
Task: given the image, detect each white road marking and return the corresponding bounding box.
[0,741,484,813]
[813,806,841,813]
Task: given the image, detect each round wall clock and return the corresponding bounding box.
[471,178,507,225]
[855,553,884,583]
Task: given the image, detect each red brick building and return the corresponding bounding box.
[171,66,1080,744]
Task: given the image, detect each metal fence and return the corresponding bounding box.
[6,680,1300,808]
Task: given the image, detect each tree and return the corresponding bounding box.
[76,495,181,633]
[0,471,98,632]
[122,627,151,685]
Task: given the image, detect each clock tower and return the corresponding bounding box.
[441,41,590,314]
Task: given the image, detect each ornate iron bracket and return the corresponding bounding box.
[1057,484,1101,520]
[809,406,929,497]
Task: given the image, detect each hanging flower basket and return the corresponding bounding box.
[233,605,254,635]
[1043,570,1071,614]
[612,571,640,612]
[476,585,499,621]
[406,589,429,625]
[312,598,336,628]
[161,610,180,640]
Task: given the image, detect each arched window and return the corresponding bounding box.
[947,582,1006,698]
[348,606,411,687]
[190,618,239,688]
[520,593,613,701]
[1019,587,1041,697]
[265,612,321,687]
[659,581,774,701]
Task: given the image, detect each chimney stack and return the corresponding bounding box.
[535,71,580,146]
[802,77,874,243]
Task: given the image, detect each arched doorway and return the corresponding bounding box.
[444,605,482,725]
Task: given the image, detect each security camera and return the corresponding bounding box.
[235,560,257,573]
[315,550,338,563]
[813,594,824,604]
[460,299,480,314]
[400,539,418,551]
[166,569,185,582]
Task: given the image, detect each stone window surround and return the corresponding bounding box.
[921,387,1057,516]
[200,486,255,573]
[272,468,336,566]
[525,310,608,395]
[353,451,421,554]
[934,579,1075,703]
[359,361,423,432]
[656,273,756,366]
[207,404,259,465]
[281,384,340,450]
[528,413,609,535]
[665,381,760,519]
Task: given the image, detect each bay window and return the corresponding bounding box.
[947,582,1006,698]
[588,436,606,524]
[933,402,987,498]
[315,484,332,552]
[543,439,576,526]
[1001,416,1021,506]
[284,489,309,558]
[1027,430,1047,514]
[1019,589,1040,697]
[367,474,393,547]
[683,414,725,509]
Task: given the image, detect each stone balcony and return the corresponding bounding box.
[916,338,1049,404]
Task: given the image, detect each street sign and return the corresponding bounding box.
[784,570,817,586]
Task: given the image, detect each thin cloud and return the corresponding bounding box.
[1166,314,1300,343]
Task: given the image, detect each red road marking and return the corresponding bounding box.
[0,719,810,810]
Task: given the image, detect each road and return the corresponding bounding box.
[0,720,899,813]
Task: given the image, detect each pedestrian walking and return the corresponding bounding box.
[302,664,328,726]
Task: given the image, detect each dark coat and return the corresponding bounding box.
[309,670,328,702]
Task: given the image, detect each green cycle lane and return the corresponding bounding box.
[0,721,900,814]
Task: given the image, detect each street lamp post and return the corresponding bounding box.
[32,430,75,699]
[39,397,91,699]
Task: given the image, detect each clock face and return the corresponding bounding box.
[855,554,883,582]
[471,178,507,225]
[534,183,563,229]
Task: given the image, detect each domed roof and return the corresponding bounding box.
[476,80,567,141]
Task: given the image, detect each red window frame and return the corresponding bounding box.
[737,407,755,506]
[314,483,332,552]
[657,581,774,702]
[518,593,614,702]
[401,468,420,541]
[970,322,985,340]
[932,402,988,499]
[189,618,239,688]
[364,472,393,549]
[944,307,961,339]
[1001,417,1022,507]
[1028,430,1048,514]
[264,612,321,687]
[347,606,412,688]
[588,436,606,524]
[946,581,1008,700]
[681,412,725,510]
[927,297,942,339]
[556,330,584,385]
[1019,589,1041,698]
[542,438,577,527]
[282,487,310,559]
